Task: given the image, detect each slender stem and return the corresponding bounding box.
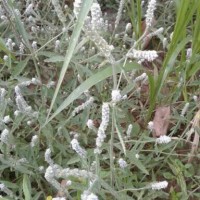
[109,106,115,186]
[95,154,101,190]
[109,56,118,90]
[117,186,149,192]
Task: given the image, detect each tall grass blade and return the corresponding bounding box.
[46,0,94,120]
[45,62,141,124]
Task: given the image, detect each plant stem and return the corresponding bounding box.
[109,106,115,186]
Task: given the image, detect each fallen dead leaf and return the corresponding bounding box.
[56,180,67,197]
[187,110,200,162]
[152,106,171,137]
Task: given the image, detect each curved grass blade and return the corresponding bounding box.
[46,0,94,120]
[45,62,141,125]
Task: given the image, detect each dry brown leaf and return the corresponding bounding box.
[152,106,170,137]
[188,110,200,162]
[141,17,156,49]
[56,180,68,197]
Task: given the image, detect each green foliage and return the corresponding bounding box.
[0,0,200,199]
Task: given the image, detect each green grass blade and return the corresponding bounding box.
[23,174,32,200]
[115,120,126,155]
[46,0,94,120]
[127,150,149,175]
[147,1,200,120]
[45,62,141,125]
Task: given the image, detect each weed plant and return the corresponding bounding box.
[0,0,200,199]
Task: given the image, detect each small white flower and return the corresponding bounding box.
[31,77,41,85]
[135,73,147,82]
[112,90,122,103]
[3,55,8,61]
[101,103,110,127]
[81,190,98,200]
[156,135,171,144]
[1,15,8,21]
[0,129,10,144]
[122,95,127,100]
[115,34,119,38]
[94,103,110,154]
[0,183,5,190]
[127,49,158,62]
[11,42,16,47]
[163,38,168,49]
[2,115,11,123]
[47,81,56,88]
[73,0,82,18]
[181,102,189,117]
[0,183,14,197]
[32,41,37,51]
[147,121,154,131]
[125,23,132,32]
[31,26,38,33]
[17,158,28,164]
[126,124,133,138]
[91,2,104,31]
[19,42,25,54]
[186,48,192,60]
[145,0,157,28]
[0,88,6,100]
[30,135,39,147]
[55,40,60,51]
[115,0,125,29]
[6,38,15,51]
[66,180,72,186]
[135,154,140,159]
[52,198,66,200]
[27,15,35,23]
[14,110,20,116]
[193,95,198,102]
[27,120,32,126]
[71,138,86,158]
[118,158,127,169]
[87,119,95,129]
[25,3,34,15]
[45,148,54,165]
[72,97,94,116]
[52,0,66,25]
[150,181,168,190]
[38,166,44,173]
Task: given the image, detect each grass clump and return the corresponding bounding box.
[0,0,200,199]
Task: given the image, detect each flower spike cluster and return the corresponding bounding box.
[94,103,110,154]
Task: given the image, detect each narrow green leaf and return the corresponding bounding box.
[12,57,30,77]
[127,151,149,175]
[44,55,65,63]
[33,192,43,200]
[47,0,94,119]
[99,178,129,200]
[45,62,141,125]
[115,120,126,155]
[23,174,32,200]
